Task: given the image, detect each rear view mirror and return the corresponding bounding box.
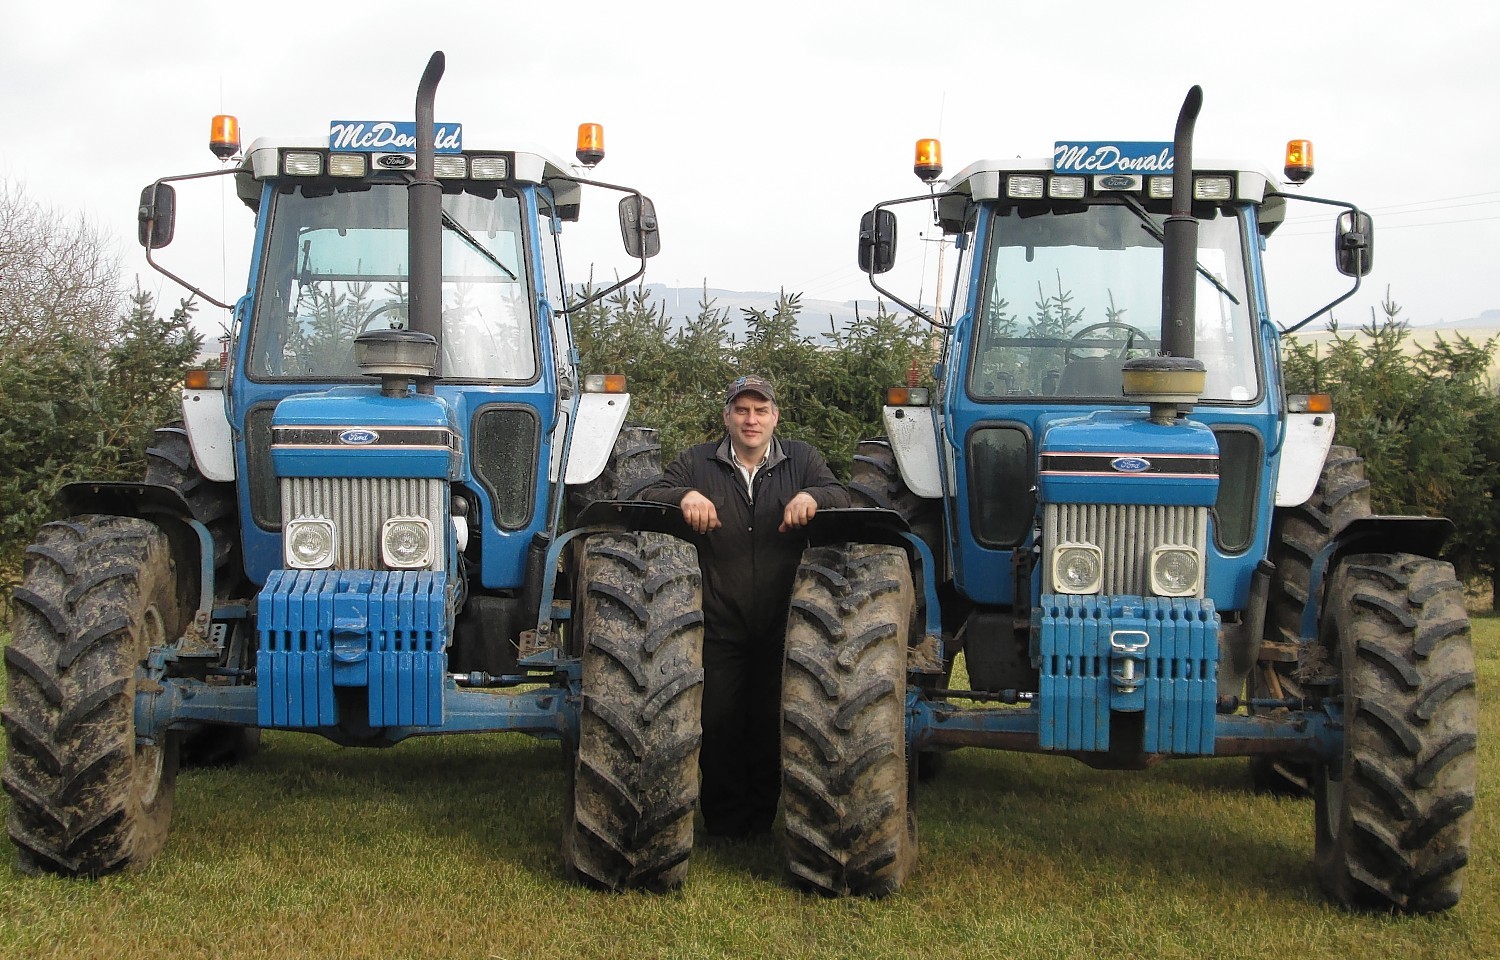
[858,209,897,274]
[137,183,176,249]
[1335,210,1373,277]
[619,195,660,259]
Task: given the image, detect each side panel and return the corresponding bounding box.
[562,392,630,485]
[1274,412,1336,506]
[881,404,943,498]
[182,388,236,481]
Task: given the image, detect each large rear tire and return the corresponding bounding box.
[780,542,916,898]
[1253,444,1371,795]
[2,516,183,876]
[562,531,704,892]
[1314,553,1476,913]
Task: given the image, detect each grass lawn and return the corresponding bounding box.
[0,618,1495,960]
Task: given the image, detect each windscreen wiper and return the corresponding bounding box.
[439,210,518,281]
[1118,194,1240,306]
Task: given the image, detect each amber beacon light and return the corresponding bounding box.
[1284,139,1314,184]
[210,115,241,161]
[914,138,943,183]
[576,123,605,168]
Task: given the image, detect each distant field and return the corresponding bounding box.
[1289,324,1500,383]
[1,619,1496,960]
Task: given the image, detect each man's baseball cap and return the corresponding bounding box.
[725,374,776,404]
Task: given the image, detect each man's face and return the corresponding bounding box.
[723,392,779,455]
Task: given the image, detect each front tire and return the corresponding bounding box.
[2,516,184,876]
[1314,553,1476,913]
[780,543,916,898]
[562,531,704,892]
[1253,444,1371,795]
[145,421,259,767]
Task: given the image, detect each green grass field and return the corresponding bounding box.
[1,619,1495,960]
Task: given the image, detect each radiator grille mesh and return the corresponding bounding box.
[282,477,446,571]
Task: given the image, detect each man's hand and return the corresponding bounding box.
[679,490,722,534]
[779,491,819,533]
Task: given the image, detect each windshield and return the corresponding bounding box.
[248,183,536,381]
[967,202,1257,402]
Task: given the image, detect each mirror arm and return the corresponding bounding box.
[1268,192,1369,334]
[861,195,955,331]
[140,168,243,311]
[548,176,656,316]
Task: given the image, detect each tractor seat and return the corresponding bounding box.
[1057,357,1123,398]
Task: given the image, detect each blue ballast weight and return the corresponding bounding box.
[1035,595,1219,755]
[257,569,448,729]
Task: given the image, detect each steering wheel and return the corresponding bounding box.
[358,301,409,334]
[1063,321,1153,363]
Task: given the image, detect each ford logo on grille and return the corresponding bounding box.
[1111,456,1151,473]
[376,154,413,169]
[340,429,379,445]
[1099,175,1136,190]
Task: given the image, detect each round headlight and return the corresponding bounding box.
[286,518,336,569]
[1150,546,1201,597]
[1053,543,1103,594]
[382,517,433,569]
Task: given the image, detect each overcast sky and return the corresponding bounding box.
[3,0,1494,339]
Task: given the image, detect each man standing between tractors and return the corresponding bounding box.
[639,374,850,838]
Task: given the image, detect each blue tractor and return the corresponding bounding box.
[2,52,705,892]
[777,87,1475,912]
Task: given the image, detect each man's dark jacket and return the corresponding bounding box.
[637,435,850,642]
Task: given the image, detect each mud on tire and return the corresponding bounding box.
[780,542,916,898]
[1314,552,1476,914]
[1253,444,1372,795]
[3,515,184,876]
[563,531,704,892]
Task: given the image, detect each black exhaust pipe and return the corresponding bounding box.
[409,51,445,381]
[1160,85,1202,360]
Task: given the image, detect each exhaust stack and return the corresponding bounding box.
[1123,86,1207,422]
[1160,85,1203,360]
[408,51,446,382]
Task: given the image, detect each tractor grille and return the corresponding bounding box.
[282,477,447,571]
[1043,503,1208,597]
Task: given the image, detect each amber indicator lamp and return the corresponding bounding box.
[576,123,605,167]
[210,115,241,161]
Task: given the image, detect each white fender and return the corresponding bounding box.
[1274,412,1336,507]
[880,405,944,499]
[563,392,631,485]
[182,389,235,482]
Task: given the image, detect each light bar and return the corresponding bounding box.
[328,153,366,177]
[1006,175,1045,199]
[1050,176,1086,200]
[434,155,467,178]
[283,151,323,176]
[471,156,509,179]
[1147,177,1173,200]
[1193,176,1234,201]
